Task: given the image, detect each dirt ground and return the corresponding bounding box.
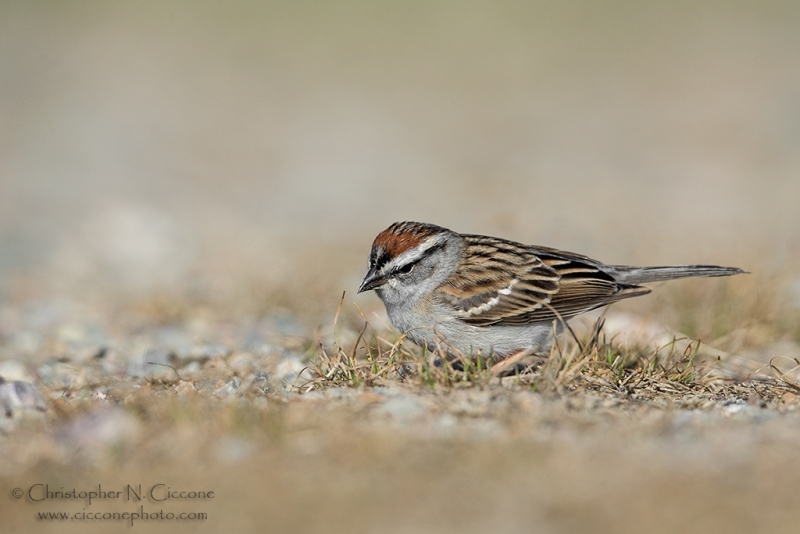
[2,1,800,533]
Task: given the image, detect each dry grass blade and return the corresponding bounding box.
[768,356,800,392]
[299,302,796,408]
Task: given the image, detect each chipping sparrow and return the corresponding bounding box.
[358,221,745,361]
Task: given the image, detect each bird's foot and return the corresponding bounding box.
[490,350,532,376]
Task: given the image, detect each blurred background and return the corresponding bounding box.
[3,4,800,533]
[1,0,799,324]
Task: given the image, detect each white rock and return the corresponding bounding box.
[0,360,36,383]
[213,377,242,397]
[0,380,49,418]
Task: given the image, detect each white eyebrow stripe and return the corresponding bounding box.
[381,234,447,273]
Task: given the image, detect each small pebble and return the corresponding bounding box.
[213,377,242,397]
[0,360,36,383]
[249,371,271,395]
[175,380,198,396]
[0,379,49,417]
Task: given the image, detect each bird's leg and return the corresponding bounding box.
[490,349,531,375]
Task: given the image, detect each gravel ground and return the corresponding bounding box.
[1,294,800,534]
[2,1,800,532]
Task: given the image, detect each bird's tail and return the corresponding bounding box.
[608,265,746,285]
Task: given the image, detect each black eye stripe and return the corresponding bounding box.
[390,242,444,275]
[396,263,414,274]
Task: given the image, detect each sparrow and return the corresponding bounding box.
[358,221,745,361]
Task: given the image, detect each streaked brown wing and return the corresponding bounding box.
[437,237,649,326]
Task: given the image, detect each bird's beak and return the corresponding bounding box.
[358,267,387,293]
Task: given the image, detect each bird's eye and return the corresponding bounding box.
[396,263,415,275]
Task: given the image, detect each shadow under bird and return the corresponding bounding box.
[358,221,745,362]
